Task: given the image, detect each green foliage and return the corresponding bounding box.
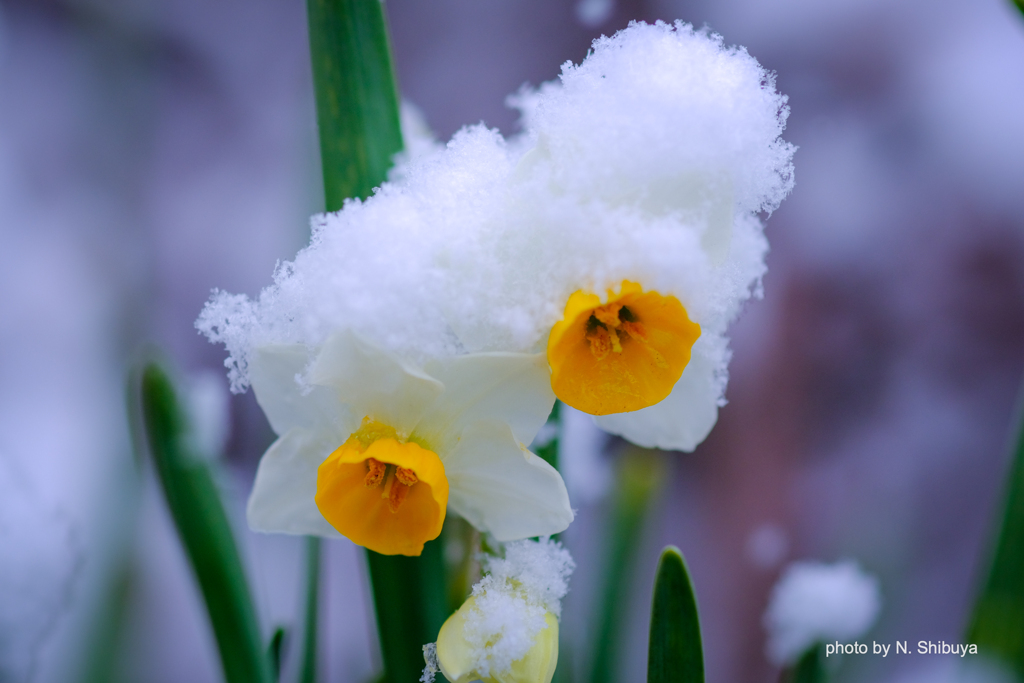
[966,392,1024,678]
[647,546,703,683]
[140,364,273,683]
[366,541,448,683]
[299,537,322,683]
[268,628,287,681]
[591,449,667,683]
[306,0,403,210]
[785,645,826,683]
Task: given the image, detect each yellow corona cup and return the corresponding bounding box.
[547,281,700,415]
[316,420,448,556]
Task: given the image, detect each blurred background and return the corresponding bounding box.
[2,0,1024,681]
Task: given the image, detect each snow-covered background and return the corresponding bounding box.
[1,0,1022,682]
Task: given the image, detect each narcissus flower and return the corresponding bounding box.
[245,333,573,555]
[423,539,574,683]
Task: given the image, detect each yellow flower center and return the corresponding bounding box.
[315,419,448,556]
[547,280,701,415]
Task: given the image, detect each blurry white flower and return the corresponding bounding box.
[426,538,574,683]
[245,333,573,556]
[764,560,882,665]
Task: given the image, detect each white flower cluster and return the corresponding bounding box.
[763,559,882,665]
[198,20,793,451]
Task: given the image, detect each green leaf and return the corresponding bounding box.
[784,645,827,683]
[306,0,404,210]
[268,627,287,682]
[140,364,274,683]
[1015,0,1024,18]
[299,537,322,683]
[647,546,703,683]
[966,390,1024,677]
[365,540,448,683]
[591,449,667,683]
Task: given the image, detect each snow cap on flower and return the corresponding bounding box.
[764,560,882,665]
[245,333,572,555]
[426,538,574,683]
[197,20,792,451]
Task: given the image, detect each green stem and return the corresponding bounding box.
[140,364,273,683]
[365,540,448,683]
[783,645,826,683]
[299,537,322,683]
[591,449,667,683]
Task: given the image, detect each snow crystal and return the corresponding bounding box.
[764,560,882,665]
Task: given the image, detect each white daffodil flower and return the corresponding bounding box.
[245,332,573,556]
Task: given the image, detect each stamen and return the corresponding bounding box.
[378,467,418,513]
[364,458,386,487]
[388,480,413,512]
[609,328,623,353]
[586,325,613,360]
[395,466,418,486]
[621,320,649,343]
[593,303,623,328]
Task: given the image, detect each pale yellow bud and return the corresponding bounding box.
[436,595,559,683]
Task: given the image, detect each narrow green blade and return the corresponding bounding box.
[366,540,448,683]
[785,645,826,683]
[591,449,666,683]
[306,0,403,210]
[966,390,1024,677]
[140,364,273,683]
[299,537,322,683]
[1015,0,1024,18]
[647,546,703,683]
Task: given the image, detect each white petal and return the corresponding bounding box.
[418,352,555,453]
[247,427,342,538]
[594,349,719,451]
[308,332,444,435]
[445,420,573,541]
[249,344,354,437]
